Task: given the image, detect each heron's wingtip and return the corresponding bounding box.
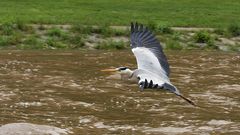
[130,22,142,32]
[130,22,134,33]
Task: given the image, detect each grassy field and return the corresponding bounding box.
[0,0,240,27]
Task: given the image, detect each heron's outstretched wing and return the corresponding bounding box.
[130,22,170,78]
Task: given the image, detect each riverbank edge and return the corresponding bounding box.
[0,23,239,52]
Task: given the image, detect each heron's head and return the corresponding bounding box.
[101,67,132,75]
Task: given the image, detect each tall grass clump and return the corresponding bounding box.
[213,28,226,35]
[113,29,128,36]
[171,31,181,40]
[47,27,70,43]
[204,40,218,50]
[46,38,68,49]
[165,39,183,50]
[8,33,23,45]
[0,34,22,46]
[0,22,15,35]
[47,27,65,37]
[158,25,174,34]
[228,44,240,52]
[15,20,33,32]
[20,36,44,49]
[147,21,158,32]
[22,36,39,45]
[193,31,218,49]
[0,21,34,35]
[95,25,128,37]
[193,31,211,43]
[96,25,114,37]
[68,35,85,48]
[228,24,240,37]
[0,36,9,46]
[71,24,92,34]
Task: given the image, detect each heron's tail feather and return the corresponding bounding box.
[178,94,196,106]
[163,83,196,106]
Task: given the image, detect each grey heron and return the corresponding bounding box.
[102,22,195,106]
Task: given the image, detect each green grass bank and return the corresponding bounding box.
[0,0,240,27]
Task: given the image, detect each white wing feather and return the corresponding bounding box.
[132,47,169,82]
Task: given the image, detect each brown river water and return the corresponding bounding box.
[0,50,239,135]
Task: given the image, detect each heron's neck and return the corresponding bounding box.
[120,69,134,80]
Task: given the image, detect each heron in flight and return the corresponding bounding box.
[102,22,195,106]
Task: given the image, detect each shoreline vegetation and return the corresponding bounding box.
[0,21,240,51]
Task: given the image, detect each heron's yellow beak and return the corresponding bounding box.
[101,68,118,72]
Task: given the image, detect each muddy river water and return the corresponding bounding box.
[0,50,239,135]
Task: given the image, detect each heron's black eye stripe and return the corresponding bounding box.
[119,67,127,70]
